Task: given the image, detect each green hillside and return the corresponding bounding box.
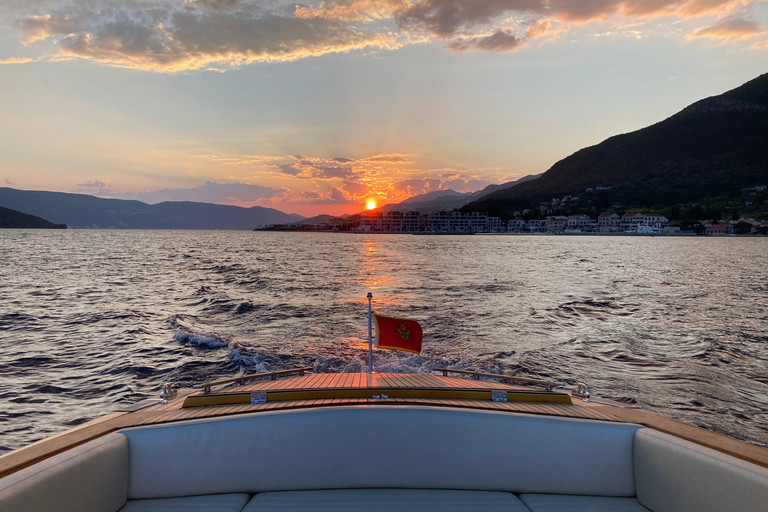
[465,74,768,218]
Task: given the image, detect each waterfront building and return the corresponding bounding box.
[705,223,732,235]
[547,216,569,232]
[527,219,548,232]
[360,210,420,231]
[567,214,593,230]
[507,219,526,232]
[643,214,669,228]
[621,212,646,231]
[427,211,489,232]
[487,217,505,232]
[598,213,621,232]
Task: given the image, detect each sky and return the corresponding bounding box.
[0,0,766,217]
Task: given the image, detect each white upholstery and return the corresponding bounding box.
[243,489,530,511]
[520,494,650,511]
[120,406,640,499]
[120,493,251,512]
[0,432,128,512]
[634,428,768,512]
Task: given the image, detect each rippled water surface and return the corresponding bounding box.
[0,230,766,452]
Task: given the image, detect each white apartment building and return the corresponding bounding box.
[427,211,489,232]
[598,213,620,226]
[487,217,505,232]
[643,214,669,228]
[567,215,593,230]
[621,213,645,231]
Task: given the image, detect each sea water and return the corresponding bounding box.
[0,230,765,452]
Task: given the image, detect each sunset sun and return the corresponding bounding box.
[366,201,376,210]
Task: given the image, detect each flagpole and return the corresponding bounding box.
[367,292,373,374]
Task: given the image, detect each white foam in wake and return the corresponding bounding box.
[173,330,230,349]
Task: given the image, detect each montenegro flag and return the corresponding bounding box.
[374,314,423,354]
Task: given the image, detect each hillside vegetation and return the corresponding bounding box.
[466,74,768,218]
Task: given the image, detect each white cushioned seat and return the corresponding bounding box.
[243,489,530,511]
[119,493,251,512]
[519,494,650,512]
[121,406,641,499]
[634,428,768,512]
[0,432,128,512]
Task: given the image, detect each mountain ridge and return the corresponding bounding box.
[465,73,768,217]
[0,188,304,229]
[374,174,542,215]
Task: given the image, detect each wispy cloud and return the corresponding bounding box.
[0,57,37,64]
[103,181,282,204]
[687,17,766,43]
[357,153,413,163]
[77,179,107,189]
[447,29,524,52]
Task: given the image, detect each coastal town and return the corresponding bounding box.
[259,209,768,235]
[258,184,768,235]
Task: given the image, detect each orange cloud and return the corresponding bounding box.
[0,57,37,64]
[6,0,762,72]
[687,17,767,42]
[195,150,496,209]
[11,3,406,72]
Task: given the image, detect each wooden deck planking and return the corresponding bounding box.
[2,372,766,479]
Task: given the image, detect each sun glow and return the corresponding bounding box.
[366,200,376,210]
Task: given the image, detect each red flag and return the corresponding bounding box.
[374,314,423,354]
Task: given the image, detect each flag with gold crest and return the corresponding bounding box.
[374,314,423,354]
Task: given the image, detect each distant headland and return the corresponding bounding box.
[0,206,66,229]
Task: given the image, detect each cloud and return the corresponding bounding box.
[357,153,413,163]
[197,151,497,206]
[687,17,766,42]
[15,13,81,44]
[294,0,409,23]
[7,0,759,72]
[393,177,443,195]
[107,181,281,204]
[391,174,490,195]
[394,0,545,39]
[441,176,492,191]
[341,180,370,196]
[0,57,37,64]
[188,0,241,11]
[4,178,16,186]
[312,166,354,179]
[11,1,405,72]
[524,18,565,40]
[77,179,107,189]
[446,29,524,52]
[393,0,753,50]
[276,163,303,176]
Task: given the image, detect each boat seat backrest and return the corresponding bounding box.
[119,406,641,500]
[634,428,768,512]
[0,432,128,512]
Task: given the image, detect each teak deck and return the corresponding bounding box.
[1,372,765,480]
